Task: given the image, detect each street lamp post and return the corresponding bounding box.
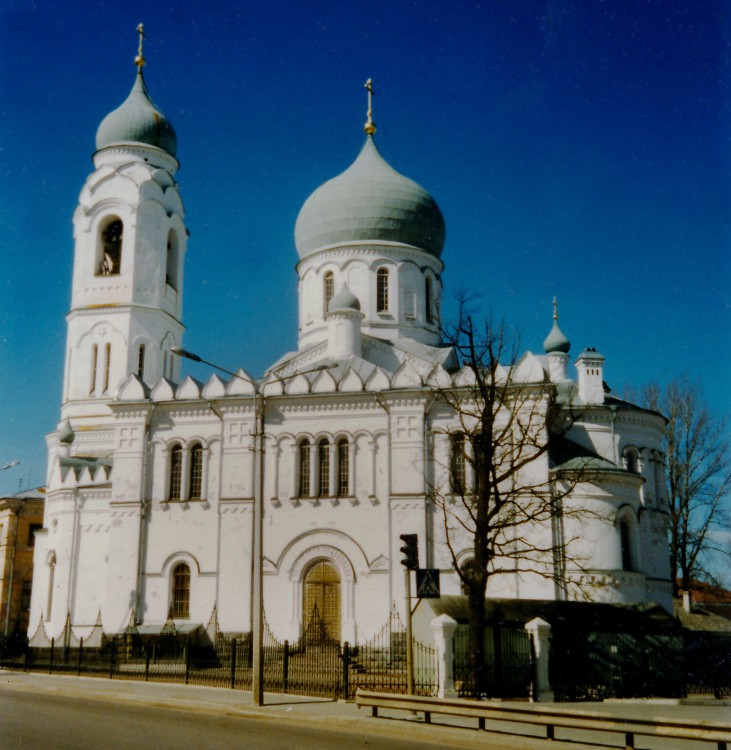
[170,347,331,705]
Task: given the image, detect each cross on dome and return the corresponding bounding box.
[135,23,146,69]
[364,78,376,135]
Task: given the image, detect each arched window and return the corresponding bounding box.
[171,563,190,618]
[89,344,98,395]
[460,558,475,595]
[318,439,330,496]
[189,443,203,500]
[323,271,334,316]
[620,518,633,571]
[166,231,179,290]
[425,277,433,324]
[376,268,389,312]
[450,433,466,495]
[98,219,123,275]
[169,445,183,501]
[337,438,349,496]
[624,448,639,473]
[298,439,311,497]
[103,343,111,393]
[137,344,146,379]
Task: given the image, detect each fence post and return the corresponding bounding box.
[109,637,115,679]
[431,614,458,698]
[525,617,553,702]
[145,640,151,681]
[77,637,84,675]
[185,636,191,685]
[230,637,237,689]
[342,642,350,700]
[282,640,289,693]
[49,638,54,674]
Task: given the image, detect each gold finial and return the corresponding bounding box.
[364,78,376,135]
[135,23,146,69]
[552,296,559,321]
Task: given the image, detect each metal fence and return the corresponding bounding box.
[549,629,686,701]
[0,606,438,701]
[453,622,534,699]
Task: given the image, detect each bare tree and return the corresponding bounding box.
[433,307,600,694]
[638,377,730,595]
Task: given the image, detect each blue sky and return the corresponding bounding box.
[0,0,729,495]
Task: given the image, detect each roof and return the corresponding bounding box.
[549,435,626,475]
[96,70,177,157]
[295,136,445,259]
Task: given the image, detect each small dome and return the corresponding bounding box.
[96,70,177,157]
[543,321,571,354]
[328,287,361,313]
[295,137,445,259]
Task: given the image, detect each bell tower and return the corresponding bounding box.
[62,25,187,419]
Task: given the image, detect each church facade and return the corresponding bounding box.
[29,48,672,645]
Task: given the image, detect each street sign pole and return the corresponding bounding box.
[404,567,414,695]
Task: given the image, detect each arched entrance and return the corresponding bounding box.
[303,560,341,642]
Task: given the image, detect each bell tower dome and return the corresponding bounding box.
[62,25,187,418]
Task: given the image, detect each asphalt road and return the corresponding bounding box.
[0,689,556,750]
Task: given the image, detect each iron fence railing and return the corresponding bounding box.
[1,605,438,701]
[549,629,686,701]
[453,622,533,699]
[3,610,727,702]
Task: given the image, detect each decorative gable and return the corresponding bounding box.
[175,376,201,400]
[338,367,364,392]
[116,373,149,401]
[202,374,226,399]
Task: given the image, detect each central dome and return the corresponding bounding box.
[295,136,445,259]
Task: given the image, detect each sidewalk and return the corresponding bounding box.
[1,669,729,749]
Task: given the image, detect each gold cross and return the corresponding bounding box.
[553,296,559,321]
[364,78,376,135]
[135,23,146,69]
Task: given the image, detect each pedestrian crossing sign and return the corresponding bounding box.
[415,568,440,598]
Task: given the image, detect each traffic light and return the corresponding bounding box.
[399,533,418,570]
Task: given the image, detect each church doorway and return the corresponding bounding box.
[303,559,341,642]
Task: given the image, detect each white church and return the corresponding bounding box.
[29,42,672,646]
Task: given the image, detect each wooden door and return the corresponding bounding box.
[303,560,341,642]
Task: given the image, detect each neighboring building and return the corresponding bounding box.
[1,488,45,641]
[29,41,672,645]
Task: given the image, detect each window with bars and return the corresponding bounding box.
[171,563,190,618]
[169,445,183,501]
[189,443,203,499]
[337,438,349,496]
[376,268,389,312]
[298,439,311,497]
[318,439,330,496]
[323,271,334,316]
[450,433,466,495]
